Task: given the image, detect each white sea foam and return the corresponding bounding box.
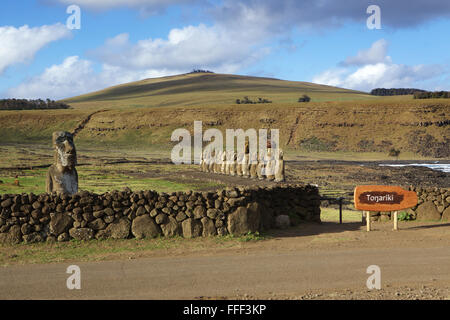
[379,163,450,173]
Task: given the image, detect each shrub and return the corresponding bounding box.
[388,148,401,158]
[298,94,311,102]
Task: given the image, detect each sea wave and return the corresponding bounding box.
[379,163,450,173]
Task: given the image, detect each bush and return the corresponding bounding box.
[235,97,272,104]
[398,211,414,221]
[298,94,311,102]
[388,148,401,158]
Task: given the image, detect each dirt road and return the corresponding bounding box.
[1,222,449,300]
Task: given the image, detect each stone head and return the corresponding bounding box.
[52,131,77,169]
[278,149,284,160]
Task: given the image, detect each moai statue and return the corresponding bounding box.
[46,131,78,195]
[208,150,215,173]
[274,149,285,182]
[236,152,243,177]
[242,152,250,178]
[221,151,226,174]
[249,152,258,179]
[215,151,222,173]
[265,149,275,181]
[202,150,207,172]
[199,152,204,172]
[229,152,237,176]
[225,151,231,175]
[212,151,218,173]
[256,153,265,180]
[204,150,211,172]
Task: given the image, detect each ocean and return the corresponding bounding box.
[379,163,450,173]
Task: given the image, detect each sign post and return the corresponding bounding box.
[354,186,418,231]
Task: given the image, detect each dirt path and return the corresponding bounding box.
[72,109,109,137]
[1,221,449,300]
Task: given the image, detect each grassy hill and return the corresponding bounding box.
[0,73,449,159]
[63,72,377,110]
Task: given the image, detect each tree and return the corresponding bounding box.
[298,94,311,103]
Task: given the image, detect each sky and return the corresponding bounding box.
[1,0,450,100]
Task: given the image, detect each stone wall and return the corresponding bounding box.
[367,186,449,222]
[0,184,321,244]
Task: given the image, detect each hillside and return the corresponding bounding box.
[63,72,377,109]
[0,73,449,158]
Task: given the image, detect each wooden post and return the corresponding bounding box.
[393,211,398,231]
[366,211,371,232]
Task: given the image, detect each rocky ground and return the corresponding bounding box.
[206,282,450,300]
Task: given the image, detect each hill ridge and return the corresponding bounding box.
[63,72,374,108]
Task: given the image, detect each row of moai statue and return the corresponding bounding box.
[200,148,285,182]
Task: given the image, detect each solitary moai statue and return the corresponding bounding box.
[274,149,285,182]
[46,131,78,195]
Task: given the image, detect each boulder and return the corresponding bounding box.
[1,198,12,208]
[104,208,115,216]
[160,216,181,237]
[108,218,131,239]
[206,208,219,219]
[182,218,202,238]
[50,212,74,235]
[69,228,94,241]
[21,223,32,235]
[193,206,206,219]
[155,213,168,225]
[175,211,187,222]
[57,232,70,242]
[441,206,450,221]
[275,215,290,229]
[88,218,107,230]
[201,217,217,237]
[227,203,261,236]
[415,201,442,221]
[23,232,44,243]
[131,215,161,239]
[96,217,131,240]
[0,225,22,244]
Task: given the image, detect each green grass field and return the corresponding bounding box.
[0,165,224,195]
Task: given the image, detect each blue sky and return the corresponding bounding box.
[1,0,450,99]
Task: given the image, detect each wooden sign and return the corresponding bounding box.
[354,185,418,212]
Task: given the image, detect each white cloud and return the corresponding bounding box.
[313,40,446,92]
[0,24,71,74]
[5,10,274,99]
[5,56,183,100]
[342,39,391,66]
[91,24,269,73]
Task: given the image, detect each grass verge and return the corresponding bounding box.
[0,232,268,267]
